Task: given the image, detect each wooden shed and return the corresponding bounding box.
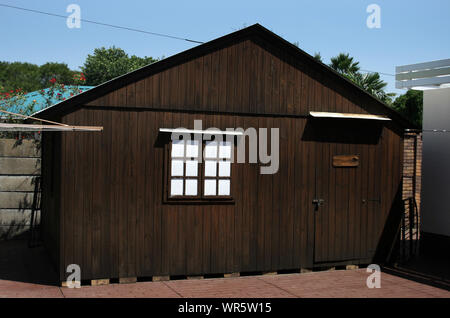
[37,24,412,283]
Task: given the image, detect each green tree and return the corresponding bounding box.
[0,62,41,92]
[39,62,76,87]
[0,61,80,92]
[391,89,423,127]
[313,52,323,63]
[82,46,158,86]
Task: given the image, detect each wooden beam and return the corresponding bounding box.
[346,265,359,270]
[61,280,81,288]
[300,268,312,273]
[187,275,204,280]
[152,275,170,282]
[0,123,103,132]
[224,272,240,278]
[91,279,110,286]
[0,109,70,127]
[119,277,137,284]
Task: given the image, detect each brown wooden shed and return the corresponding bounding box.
[37,24,412,283]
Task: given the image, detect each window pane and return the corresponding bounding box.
[170,179,183,196]
[185,179,198,196]
[218,179,230,196]
[219,141,232,159]
[204,179,217,196]
[171,140,185,157]
[218,161,231,177]
[185,159,198,177]
[204,160,217,177]
[171,159,184,176]
[186,140,199,158]
[204,141,218,158]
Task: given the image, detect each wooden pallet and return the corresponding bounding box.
[345,265,359,270]
[61,280,81,288]
[224,272,240,278]
[91,279,110,286]
[152,275,170,282]
[119,277,137,284]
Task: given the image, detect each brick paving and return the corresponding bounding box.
[0,269,449,298]
[0,240,449,298]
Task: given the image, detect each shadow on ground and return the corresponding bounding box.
[0,234,449,293]
[0,235,58,286]
[384,253,450,291]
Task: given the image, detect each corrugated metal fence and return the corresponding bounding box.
[0,139,40,240]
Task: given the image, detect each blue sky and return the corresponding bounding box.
[0,0,449,96]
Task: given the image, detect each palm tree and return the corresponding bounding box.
[348,72,395,104]
[329,53,394,104]
[329,53,360,75]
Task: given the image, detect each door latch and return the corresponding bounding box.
[362,198,381,204]
[312,199,325,209]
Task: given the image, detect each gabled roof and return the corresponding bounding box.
[34,24,416,128]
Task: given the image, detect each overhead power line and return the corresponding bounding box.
[0,3,205,44]
[0,3,400,75]
[360,69,395,77]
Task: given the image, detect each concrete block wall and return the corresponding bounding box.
[0,139,40,240]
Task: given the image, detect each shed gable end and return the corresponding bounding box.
[85,39,384,117]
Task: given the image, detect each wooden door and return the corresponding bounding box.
[312,122,382,264]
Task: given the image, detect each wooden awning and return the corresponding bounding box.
[159,128,243,136]
[309,111,391,121]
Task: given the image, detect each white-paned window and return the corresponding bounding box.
[169,139,200,197]
[203,140,232,197]
[167,139,232,200]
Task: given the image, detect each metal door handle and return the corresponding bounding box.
[312,199,325,208]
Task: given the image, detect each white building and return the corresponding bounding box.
[396,59,450,252]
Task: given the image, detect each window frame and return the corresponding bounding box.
[164,137,234,203]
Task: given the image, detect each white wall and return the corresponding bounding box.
[422,87,450,236]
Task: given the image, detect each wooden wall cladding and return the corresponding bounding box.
[52,107,403,280]
[85,39,379,117]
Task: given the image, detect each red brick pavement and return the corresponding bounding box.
[0,241,449,298]
[1,269,449,298]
